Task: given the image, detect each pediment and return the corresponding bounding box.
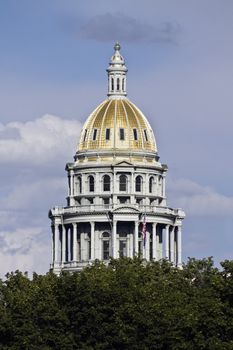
[113,205,140,213]
[115,160,133,166]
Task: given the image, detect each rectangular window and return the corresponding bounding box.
[103,241,109,260]
[133,128,138,140]
[120,128,125,140]
[83,129,87,142]
[119,240,127,257]
[103,198,109,208]
[138,240,143,257]
[144,129,148,142]
[105,128,110,140]
[93,129,97,141]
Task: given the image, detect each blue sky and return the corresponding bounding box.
[0,0,233,275]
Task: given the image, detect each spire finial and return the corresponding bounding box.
[107,43,128,99]
[114,42,121,52]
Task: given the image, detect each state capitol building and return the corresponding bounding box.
[49,43,185,274]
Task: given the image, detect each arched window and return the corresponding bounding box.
[122,78,124,91]
[135,176,142,192]
[119,174,127,191]
[102,232,110,260]
[103,175,111,191]
[111,77,114,91]
[78,177,82,194]
[149,177,154,193]
[117,78,120,91]
[89,175,94,192]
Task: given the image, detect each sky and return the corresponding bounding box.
[0,0,233,276]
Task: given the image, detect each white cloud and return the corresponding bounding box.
[0,114,82,165]
[1,177,66,211]
[167,178,233,217]
[0,227,50,277]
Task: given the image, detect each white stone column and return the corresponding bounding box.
[113,172,117,205]
[129,232,133,258]
[70,170,74,196]
[152,222,157,260]
[170,226,175,264]
[177,226,182,267]
[134,221,138,256]
[94,229,100,260]
[95,173,100,205]
[165,225,170,259]
[145,229,150,260]
[72,223,77,261]
[51,227,54,263]
[62,225,66,263]
[67,226,71,261]
[91,222,95,260]
[162,175,166,197]
[127,235,130,257]
[80,232,85,261]
[112,220,117,258]
[157,226,163,260]
[131,172,134,195]
[54,224,60,263]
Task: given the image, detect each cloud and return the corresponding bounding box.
[0,227,50,277]
[0,114,82,165]
[167,178,233,217]
[77,13,180,44]
[1,177,66,211]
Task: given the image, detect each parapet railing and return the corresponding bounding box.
[51,204,184,217]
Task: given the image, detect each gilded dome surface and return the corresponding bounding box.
[77,98,157,154]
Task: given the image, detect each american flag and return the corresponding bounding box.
[142,213,147,247]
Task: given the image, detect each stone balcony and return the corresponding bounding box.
[50,204,185,218]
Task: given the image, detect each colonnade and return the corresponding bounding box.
[52,221,182,268]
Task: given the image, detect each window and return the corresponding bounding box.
[78,177,82,194]
[89,175,94,192]
[119,128,125,140]
[117,78,120,91]
[102,232,110,260]
[105,128,110,140]
[93,129,97,141]
[119,197,130,204]
[135,176,142,192]
[138,233,143,257]
[103,198,109,208]
[83,129,87,142]
[133,128,138,140]
[144,129,148,142]
[119,174,127,191]
[149,177,154,193]
[111,77,114,91]
[87,198,93,204]
[103,175,111,191]
[122,78,124,91]
[119,233,127,257]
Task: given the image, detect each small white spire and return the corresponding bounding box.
[107,42,128,98]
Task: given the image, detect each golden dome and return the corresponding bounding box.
[77,98,157,154]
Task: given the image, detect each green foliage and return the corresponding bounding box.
[0,258,233,349]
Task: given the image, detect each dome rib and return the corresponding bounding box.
[98,99,112,149]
